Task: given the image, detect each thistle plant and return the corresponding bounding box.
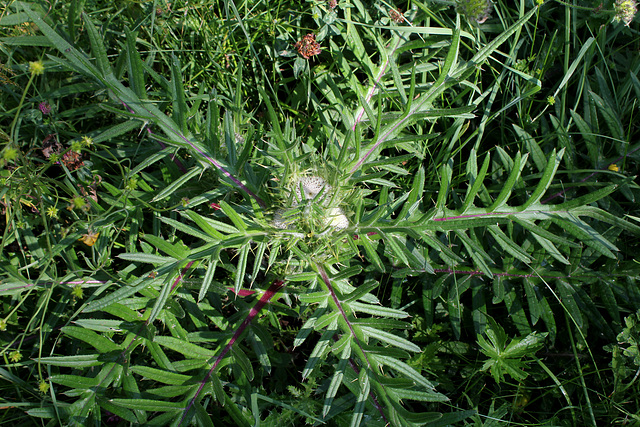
[2,0,640,426]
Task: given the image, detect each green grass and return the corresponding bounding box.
[2,0,640,425]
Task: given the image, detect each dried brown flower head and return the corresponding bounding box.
[42,134,86,170]
[42,134,62,159]
[295,34,321,59]
[389,8,404,23]
[62,151,84,170]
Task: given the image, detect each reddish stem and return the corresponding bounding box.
[179,280,285,425]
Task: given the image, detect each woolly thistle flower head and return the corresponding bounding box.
[614,0,637,26]
[456,0,493,24]
[324,207,349,231]
[294,176,332,205]
[272,171,349,233]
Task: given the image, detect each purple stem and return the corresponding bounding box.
[146,127,187,173]
[315,263,388,422]
[542,144,640,204]
[348,38,406,174]
[117,100,266,209]
[330,334,389,424]
[119,100,187,173]
[171,261,193,291]
[179,280,285,426]
[432,211,513,221]
[345,357,388,425]
[351,37,404,131]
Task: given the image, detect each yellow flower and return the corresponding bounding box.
[28,60,45,75]
[608,164,619,172]
[72,284,84,299]
[126,177,139,191]
[80,136,94,147]
[3,147,18,162]
[9,350,22,363]
[38,380,50,394]
[71,140,83,153]
[0,319,6,331]
[46,206,59,218]
[79,230,100,246]
[69,196,86,210]
[546,96,555,105]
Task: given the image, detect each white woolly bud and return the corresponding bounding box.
[294,176,331,204]
[273,208,293,229]
[324,207,349,230]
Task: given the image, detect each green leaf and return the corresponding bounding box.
[49,375,99,390]
[487,225,533,264]
[512,125,546,172]
[146,277,176,326]
[93,119,141,143]
[548,213,617,259]
[351,301,409,318]
[0,11,30,26]
[72,319,125,332]
[61,326,122,353]
[357,233,384,272]
[488,151,526,211]
[129,366,192,385]
[247,326,271,374]
[397,165,424,220]
[389,387,448,402]
[234,242,250,294]
[160,217,216,242]
[455,229,494,278]
[142,234,189,259]
[170,55,189,133]
[39,354,103,367]
[151,166,203,202]
[462,150,491,212]
[372,353,435,389]
[124,27,146,99]
[0,35,52,46]
[360,326,421,352]
[118,253,177,264]
[323,346,351,417]
[302,321,337,379]
[154,335,215,359]
[435,160,453,211]
[556,280,584,329]
[589,90,624,141]
[520,149,563,210]
[219,201,248,232]
[82,12,111,77]
[110,398,183,412]
[182,210,227,238]
[350,368,370,427]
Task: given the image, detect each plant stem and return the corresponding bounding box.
[9,71,36,143]
[179,280,285,426]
